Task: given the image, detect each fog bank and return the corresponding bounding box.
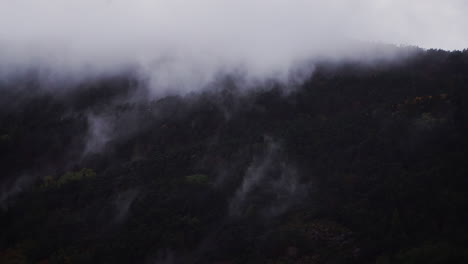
[1,0,467,94]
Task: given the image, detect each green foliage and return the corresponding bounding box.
[185,174,209,185]
[376,255,391,264]
[41,175,55,189]
[0,134,11,142]
[180,215,200,228]
[41,168,96,189]
[396,243,468,264]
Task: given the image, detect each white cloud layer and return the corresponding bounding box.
[0,0,467,93]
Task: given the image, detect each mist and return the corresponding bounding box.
[1,0,467,95]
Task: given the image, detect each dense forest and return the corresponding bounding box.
[1,48,468,263]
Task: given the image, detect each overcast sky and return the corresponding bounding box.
[0,0,467,93]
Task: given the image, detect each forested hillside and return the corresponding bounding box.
[1,48,468,263]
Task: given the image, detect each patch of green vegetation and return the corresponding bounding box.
[185,174,209,185]
[396,243,468,264]
[41,168,96,189]
[0,134,11,142]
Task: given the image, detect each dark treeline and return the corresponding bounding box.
[1,48,468,263]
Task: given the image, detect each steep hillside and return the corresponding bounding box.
[1,49,468,263]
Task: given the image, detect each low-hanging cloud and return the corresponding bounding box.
[0,0,467,94]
